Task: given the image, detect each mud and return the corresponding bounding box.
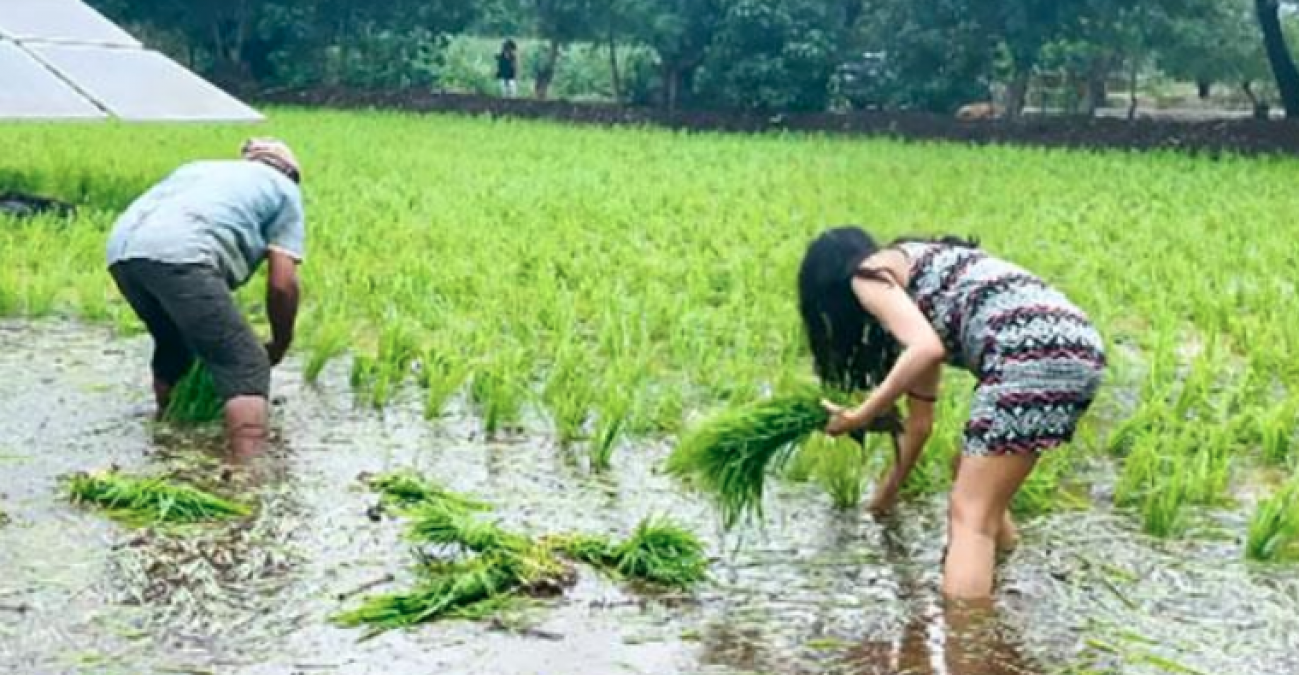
[1,320,1297,675]
[256,88,1299,157]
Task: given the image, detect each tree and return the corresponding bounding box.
[1256,0,1299,116]
[699,0,851,111]
[853,0,996,113]
[1160,0,1272,116]
[529,0,596,99]
[626,0,725,109]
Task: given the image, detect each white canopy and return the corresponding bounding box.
[0,0,263,122]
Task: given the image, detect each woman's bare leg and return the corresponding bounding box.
[943,453,1037,599]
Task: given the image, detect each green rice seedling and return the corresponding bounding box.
[1246,477,1299,562]
[417,346,469,420]
[469,351,530,434]
[1012,451,1088,517]
[550,517,708,590]
[367,471,487,512]
[590,393,631,472]
[333,555,521,633]
[405,500,532,555]
[1141,472,1190,539]
[164,362,223,424]
[65,471,250,527]
[304,320,351,383]
[667,387,831,528]
[810,435,868,511]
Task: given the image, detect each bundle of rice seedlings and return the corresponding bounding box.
[338,501,571,633]
[66,471,250,526]
[550,517,708,590]
[164,362,224,424]
[367,471,486,512]
[334,556,518,633]
[668,387,902,528]
[667,389,829,528]
[405,500,531,556]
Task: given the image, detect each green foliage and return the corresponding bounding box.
[698,0,849,111]
[66,471,250,527]
[164,362,224,425]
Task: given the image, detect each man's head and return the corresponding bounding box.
[241,138,301,184]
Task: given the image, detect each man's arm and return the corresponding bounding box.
[265,248,300,366]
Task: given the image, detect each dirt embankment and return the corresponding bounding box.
[257,87,1299,156]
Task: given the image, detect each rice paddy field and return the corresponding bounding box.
[1,109,1298,675]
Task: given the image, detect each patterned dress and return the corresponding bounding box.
[893,242,1106,456]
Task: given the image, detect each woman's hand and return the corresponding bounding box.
[822,400,871,437]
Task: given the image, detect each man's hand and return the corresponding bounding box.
[265,249,300,368]
[265,340,289,367]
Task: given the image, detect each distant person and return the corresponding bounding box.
[797,227,1105,600]
[106,138,305,459]
[496,39,519,98]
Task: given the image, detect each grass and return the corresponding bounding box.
[2,108,1299,549]
[65,470,250,527]
[163,362,223,425]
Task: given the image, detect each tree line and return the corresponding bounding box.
[92,0,1299,117]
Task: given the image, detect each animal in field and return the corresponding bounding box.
[955,102,997,121]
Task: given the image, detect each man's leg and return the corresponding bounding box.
[110,262,194,417]
[149,264,272,458]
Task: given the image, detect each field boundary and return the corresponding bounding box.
[256,88,1299,157]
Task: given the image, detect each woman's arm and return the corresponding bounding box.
[869,367,941,514]
[824,278,946,436]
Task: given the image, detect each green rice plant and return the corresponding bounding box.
[809,435,868,511]
[304,319,351,383]
[1246,475,1299,562]
[367,471,487,512]
[666,387,831,528]
[1012,450,1088,517]
[65,470,250,527]
[1141,472,1190,539]
[416,346,469,420]
[590,393,630,472]
[333,555,524,633]
[164,362,223,425]
[550,517,708,590]
[405,500,533,555]
[469,351,530,435]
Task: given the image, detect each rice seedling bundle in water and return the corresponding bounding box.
[367,471,486,512]
[338,472,708,632]
[66,471,250,526]
[164,362,224,424]
[550,517,708,590]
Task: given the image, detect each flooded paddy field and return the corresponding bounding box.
[2,321,1297,675]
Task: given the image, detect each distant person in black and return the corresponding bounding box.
[496,39,518,98]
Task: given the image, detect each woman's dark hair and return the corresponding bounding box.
[503,39,517,52]
[797,227,978,391]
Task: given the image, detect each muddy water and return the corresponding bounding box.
[1,321,1297,675]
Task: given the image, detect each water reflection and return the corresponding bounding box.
[847,515,1041,675]
[847,600,1040,675]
